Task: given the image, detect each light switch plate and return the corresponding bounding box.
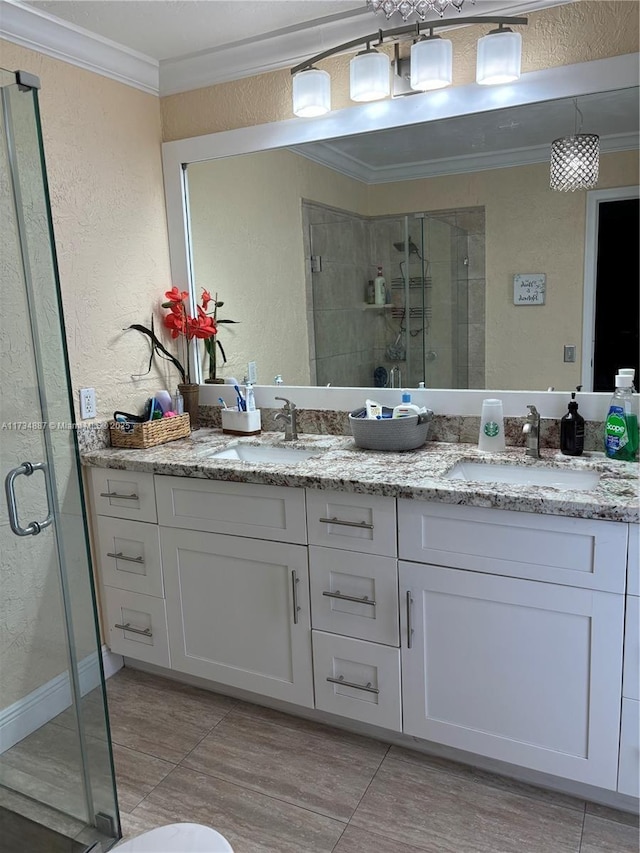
[563,345,576,363]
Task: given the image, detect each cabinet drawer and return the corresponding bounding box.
[95,517,163,597]
[306,490,396,557]
[623,595,639,701]
[309,546,398,646]
[156,476,307,544]
[628,525,639,596]
[398,500,627,593]
[618,698,639,798]
[312,630,401,732]
[89,468,157,523]
[103,587,170,667]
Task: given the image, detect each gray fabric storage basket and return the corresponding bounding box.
[349,410,433,451]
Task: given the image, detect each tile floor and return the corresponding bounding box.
[107,668,640,853]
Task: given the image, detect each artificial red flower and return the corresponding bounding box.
[163,303,186,338]
[201,289,212,310]
[164,286,188,304]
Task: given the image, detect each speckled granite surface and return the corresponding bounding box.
[82,428,639,523]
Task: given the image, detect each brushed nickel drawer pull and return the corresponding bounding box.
[100,491,139,501]
[291,570,301,624]
[326,675,379,695]
[106,551,144,564]
[322,590,376,606]
[318,517,374,530]
[114,622,152,637]
[406,590,414,649]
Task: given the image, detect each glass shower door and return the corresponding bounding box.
[0,70,119,849]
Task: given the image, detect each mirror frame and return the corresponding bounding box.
[162,53,639,386]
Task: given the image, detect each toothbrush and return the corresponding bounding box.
[234,385,246,412]
[218,397,228,409]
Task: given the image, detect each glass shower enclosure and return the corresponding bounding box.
[0,69,120,850]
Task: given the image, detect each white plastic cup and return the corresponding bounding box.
[478,398,506,452]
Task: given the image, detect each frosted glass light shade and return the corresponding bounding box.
[292,68,331,117]
[410,37,453,91]
[476,29,522,85]
[350,49,390,102]
[550,134,600,191]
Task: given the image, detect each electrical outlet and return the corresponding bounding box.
[79,387,96,419]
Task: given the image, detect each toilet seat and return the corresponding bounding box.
[115,822,234,852]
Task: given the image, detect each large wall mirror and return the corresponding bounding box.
[163,56,639,392]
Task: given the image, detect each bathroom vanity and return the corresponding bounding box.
[83,431,639,806]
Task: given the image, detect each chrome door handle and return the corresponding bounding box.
[326,675,379,695]
[318,517,374,530]
[406,590,414,649]
[106,552,145,564]
[322,590,376,606]
[4,461,54,537]
[291,570,301,624]
[114,622,152,637]
[100,491,139,500]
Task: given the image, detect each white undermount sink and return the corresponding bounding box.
[445,461,601,491]
[209,444,323,464]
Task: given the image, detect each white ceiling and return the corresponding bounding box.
[2,0,574,94]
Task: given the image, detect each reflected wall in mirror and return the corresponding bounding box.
[186,85,639,390]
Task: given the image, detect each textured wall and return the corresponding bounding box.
[0,40,175,421]
[161,2,639,141]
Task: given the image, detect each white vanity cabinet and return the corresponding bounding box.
[618,524,639,797]
[398,500,628,791]
[155,476,314,706]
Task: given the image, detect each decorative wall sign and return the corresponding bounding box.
[513,273,546,305]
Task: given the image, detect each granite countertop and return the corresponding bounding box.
[81,429,639,523]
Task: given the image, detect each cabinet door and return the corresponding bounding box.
[306,489,396,557]
[89,468,157,523]
[618,698,639,797]
[95,516,163,597]
[399,561,624,789]
[161,527,314,707]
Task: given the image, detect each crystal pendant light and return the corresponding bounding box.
[368,0,465,20]
[410,35,453,90]
[292,68,331,117]
[476,26,522,85]
[550,102,600,191]
[350,49,390,102]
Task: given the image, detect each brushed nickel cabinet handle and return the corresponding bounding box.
[291,570,301,624]
[100,491,139,500]
[326,675,379,695]
[319,517,374,530]
[322,590,376,606]
[114,622,152,637]
[406,590,414,649]
[106,551,144,564]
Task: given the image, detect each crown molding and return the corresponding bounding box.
[0,0,159,94]
[292,131,639,184]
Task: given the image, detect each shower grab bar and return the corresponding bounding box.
[4,461,54,537]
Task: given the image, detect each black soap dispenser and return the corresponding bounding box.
[560,392,585,456]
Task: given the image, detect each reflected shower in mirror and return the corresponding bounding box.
[186,85,639,390]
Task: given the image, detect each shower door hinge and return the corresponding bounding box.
[310,255,322,273]
[95,812,117,838]
[16,71,41,91]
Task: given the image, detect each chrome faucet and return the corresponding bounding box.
[522,405,541,458]
[274,397,298,441]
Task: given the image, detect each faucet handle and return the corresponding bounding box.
[526,405,540,419]
[275,396,296,412]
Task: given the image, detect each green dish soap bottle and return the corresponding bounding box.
[604,373,639,461]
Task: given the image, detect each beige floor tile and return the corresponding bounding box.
[390,746,586,813]
[580,814,640,853]
[112,743,175,813]
[127,765,346,853]
[106,668,236,763]
[585,801,639,828]
[333,825,426,853]
[351,751,583,853]
[182,708,388,821]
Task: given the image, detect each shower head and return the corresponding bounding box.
[393,238,420,256]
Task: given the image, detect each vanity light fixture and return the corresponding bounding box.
[550,101,600,191]
[290,15,527,116]
[368,0,466,21]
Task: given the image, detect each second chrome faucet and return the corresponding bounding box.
[522,405,541,458]
[274,396,298,441]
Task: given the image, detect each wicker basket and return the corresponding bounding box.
[349,410,433,452]
[109,413,191,449]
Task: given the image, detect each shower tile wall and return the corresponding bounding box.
[305,203,380,387]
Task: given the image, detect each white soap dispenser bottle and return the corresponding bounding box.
[374,266,386,305]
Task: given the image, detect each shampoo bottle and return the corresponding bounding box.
[560,392,584,456]
[605,374,639,461]
[374,266,386,305]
